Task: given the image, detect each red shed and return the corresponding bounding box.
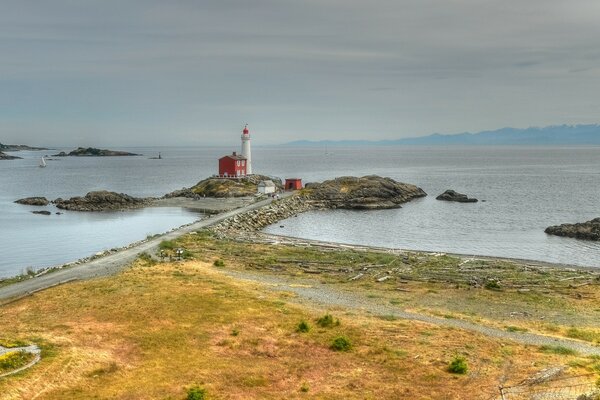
[284,178,302,190]
[219,152,247,177]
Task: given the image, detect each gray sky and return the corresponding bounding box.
[2,0,600,146]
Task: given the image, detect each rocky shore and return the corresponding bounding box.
[0,151,21,160]
[545,218,600,241]
[52,147,140,157]
[53,191,153,211]
[305,175,427,209]
[210,194,314,236]
[211,175,427,236]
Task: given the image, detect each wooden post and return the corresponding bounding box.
[499,386,506,400]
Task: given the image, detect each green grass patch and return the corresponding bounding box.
[0,350,36,373]
[505,326,528,333]
[540,345,577,356]
[566,327,600,343]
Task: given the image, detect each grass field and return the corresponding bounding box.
[1,232,599,399]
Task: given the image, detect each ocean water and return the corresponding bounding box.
[1,145,599,277]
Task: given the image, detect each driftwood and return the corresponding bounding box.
[349,273,364,281]
[377,276,391,282]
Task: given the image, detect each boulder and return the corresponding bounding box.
[305,175,427,209]
[545,218,600,241]
[436,190,478,203]
[53,191,153,211]
[32,210,51,215]
[15,197,50,206]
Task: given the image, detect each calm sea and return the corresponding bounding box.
[1,145,599,277]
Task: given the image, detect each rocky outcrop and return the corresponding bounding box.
[211,195,314,236]
[545,218,600,241]
[15,197,50,206]
[52,147,140,157]
[0,151,21,160]
[53,191,153,211]
[164,175,283,198]
[305,175,426,209]
[31,210,51,215]
[436,190,478,203]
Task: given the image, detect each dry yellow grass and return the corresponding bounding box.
[0,258,595,399]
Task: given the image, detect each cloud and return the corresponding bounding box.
[1,0,600,145]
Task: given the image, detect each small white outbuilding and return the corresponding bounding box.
[257,180,276,194]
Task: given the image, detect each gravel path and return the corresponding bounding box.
[0,194,291,303]
[224,269,600,356]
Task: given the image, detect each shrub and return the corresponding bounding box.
[448,355,468,374]
[186,386,207,400]
[296,321,310,333]
[300,382,310,392]
[213,259,225,267]
[484,280,501,290]
[159,240,176,250]
[316,314,340,328]
[330,336,352,352]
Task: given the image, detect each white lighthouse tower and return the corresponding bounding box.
[241,124,252,175]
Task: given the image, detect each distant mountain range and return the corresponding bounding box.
[285,124,600,146]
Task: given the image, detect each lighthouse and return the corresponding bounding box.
[241,124,252,175]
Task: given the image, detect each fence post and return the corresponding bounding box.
[499,386,506,400]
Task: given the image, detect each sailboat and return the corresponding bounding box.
[39,157,47,168]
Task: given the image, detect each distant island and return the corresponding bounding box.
[53,147,141,157]
[0,151,22,160]
[0,142,49,151]
[286,124,600,146]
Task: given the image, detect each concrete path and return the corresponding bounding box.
[0,194,290,303]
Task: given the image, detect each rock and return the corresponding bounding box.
[545,218,600,241]
[0,151,22,160]
[52,147,140,157]
[53,191,153,211]
[15,197,50,206]
[436,190,478,203]
[305,175,426,209]
[32,210,51,215]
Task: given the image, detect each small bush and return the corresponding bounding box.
[300,382,310,392]
[186,386,207,400]
[213,259,225,267]
[137,252,156,266]
[484,280,501,290]
[448,355,468,374]
[566,327,600,343]
[296,321,310,333]
[316,314,340,328]
[231,328,240,337]
[159,240,176,250]
[330,336,352,352]
[506,326,528,333]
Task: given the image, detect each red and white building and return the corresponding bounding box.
[218,152,247,177]
[218,125,253,177]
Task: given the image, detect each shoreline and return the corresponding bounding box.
[2,192,599,294]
